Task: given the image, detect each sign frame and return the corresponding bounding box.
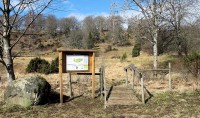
[57,48,96,103]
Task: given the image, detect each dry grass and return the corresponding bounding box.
[1,90,200,117]
[1,44,200,117]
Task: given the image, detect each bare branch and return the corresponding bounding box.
[0,8,6,27]
[12,52,21,60]
[9,0,25,11]
[11,0,53,50]
[0,31,3,37]
[8,1,24,34]
[0,38,3,48]
[140,36,155,44]
[0,20,4,26]
[132,0,151,20]
[0,49,5,66]
[0,59,6,66]
[0,6,3,12]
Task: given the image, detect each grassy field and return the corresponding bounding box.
[1,91,200,117]
[1,44,200,117]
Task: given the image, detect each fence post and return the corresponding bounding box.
[101,66,104,98]
[132,69,134,90]
[103,66,107,108]
[140,73,145,104]
[59,52,63,103]
[99,67,102,97]
[169,62,172,90]
[125,69,128,87]
[0,76,1,86]
[69,73,73,97]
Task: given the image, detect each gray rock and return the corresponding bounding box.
[4,76,51,107]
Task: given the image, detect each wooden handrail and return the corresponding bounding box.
[124,64,143,79]
[124,64,145,103]
[124,62,172,104]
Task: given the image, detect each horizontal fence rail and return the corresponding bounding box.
[142,63,172,90]
[124,62,172,104]
[124,64,145,104]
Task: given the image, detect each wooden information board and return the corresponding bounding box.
[57,48,96,103]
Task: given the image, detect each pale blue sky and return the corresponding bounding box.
[48,0,113,20]
[7,0,136,20]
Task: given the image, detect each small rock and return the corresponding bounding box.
[179,99,187,102]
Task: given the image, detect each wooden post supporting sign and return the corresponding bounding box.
[59,52,63,103]
[57,48,96,103]
[92,52,95,98]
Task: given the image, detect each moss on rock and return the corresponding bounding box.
[4,76,51,108]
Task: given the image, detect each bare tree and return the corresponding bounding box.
[126,0,200,55]
[12,16,23,31]
[0,0,52,83]
[24,10,36,32]
[163,0,199,55]
[94,16,107,32]
[46,14,57,37]
[35,14,46,31]
[121,0,166,69]
[82,16,99,49]
[59,16,80,37]
[67,30,83,49]
[185,18,200,53]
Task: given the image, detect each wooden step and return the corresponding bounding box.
[107,86,141,106]
[111,90,132,94]
[107,100,135,105]
[107,97,141,106]
[109,93,134,99]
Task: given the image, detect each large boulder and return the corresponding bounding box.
[4,76,51,107]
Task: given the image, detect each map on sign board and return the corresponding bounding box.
[66,55,89,71]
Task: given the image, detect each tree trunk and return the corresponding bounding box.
[3,27,16,82]
[3,0,16,83]
[3,35,15,83]
[152,0,158,69]
[153,30,158,69]
[1,0,52,83]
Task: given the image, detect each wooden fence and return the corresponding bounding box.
[142,62,172,90]
[124,62,172,104]
[99,65,110,108]
[124,64,145,103]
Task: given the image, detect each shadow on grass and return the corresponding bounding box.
[48,90,83,104]
[48,90,69,104]
[144,86,153,103]
[106,86,113,101]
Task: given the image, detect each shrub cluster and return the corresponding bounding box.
[120,52,127,62]
[184,52,200,77]
[104,45,112,53]
[132,42,141,57]
[26,57,58,74]
[50,57,59,73]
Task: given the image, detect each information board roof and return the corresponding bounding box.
[57,47,96,53]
